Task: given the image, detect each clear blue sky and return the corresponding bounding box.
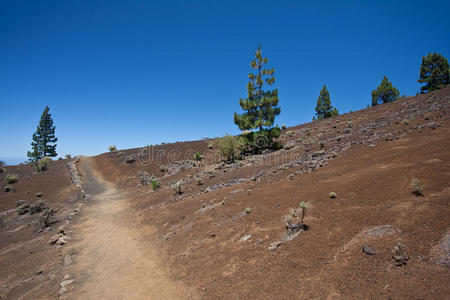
[1,0,449,164]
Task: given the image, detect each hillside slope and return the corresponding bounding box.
[88,87,450,298]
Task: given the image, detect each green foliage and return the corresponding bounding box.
[299,201,308,224]
[0,160,4,167]
[418,53,450,93]
[411,178,423,196]
[64,154,72,159]
[36,156,52,172]
[194,152,202,161]
[109,145,117,152]
[234,45,281,144]
[4,185,12,192]
[371,76,400,106]
[5,174,18,184]
[315,85,338,120]
[244,207,252,214]
[27,106,57,162]
[150,180,161,191]
[217,135,245,162]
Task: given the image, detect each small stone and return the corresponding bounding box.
[256,238,263,244]
[59,279,74,287]
[209,233,216,238]
[268,241,283,251]
[241,234,252,242]
[362,245,376,255]
[49,234,60,245]
[369,144,375,148]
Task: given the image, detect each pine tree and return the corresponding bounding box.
[371,76,400,106]
[418,53,450,94]
[234,46,281,147]
[315,85,338,120]
[27,106,58,162]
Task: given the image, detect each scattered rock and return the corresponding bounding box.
[241,234,252,242]
[392,243,410,266]
[268,241,283,251]
[49,234,60,245]
[362,245,376,255]
[209,233,216,238]
[59,279,74,288]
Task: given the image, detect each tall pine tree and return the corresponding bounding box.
[315,85,338,120]
[418,53,450,93]
[371,76,400,106]
[234,46,281,147]
[27,106,58,162]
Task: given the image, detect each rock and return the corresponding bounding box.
[209,233,216,238]
[49,234,60,245]
[59,287,68,295]
[64,255,73,266]
[256,238,263,244]
[36,192,43,198]
[329,192,337,199]
[268,241,283,251]
[241,234,252,242]
[392,243,410,266]
[362,245,376,255]
[59,279,74,287]
[17,204,30,215]
[369,144,376,148]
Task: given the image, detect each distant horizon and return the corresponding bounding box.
[1,1,449,165]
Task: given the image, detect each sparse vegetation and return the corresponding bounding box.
[299,201,308,225]
[4,186,12,192]
[315,85,338,120]
[194,152,202,162]
[196,178,204,186]
[109,145,117,152]
[5,174,19,184]
[418,52,449,93]
[150,180,161,191]
[411,178,423,196]
[171,181,182,195]
[41,208,57,227]
[36,156,52,172]
[217,135,245,163]
[244,207,252,214]
[0,167,4,173]
[65,154,72,159]
[329,192,337,199]
[371,76,400,106]
[17,204,30,215]
[137,171,151,185]
[125,155,135,163]
[0,160,4,167]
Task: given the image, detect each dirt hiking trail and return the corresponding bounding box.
[61,157,198,299]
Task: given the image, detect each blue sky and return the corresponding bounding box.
[1,0,449,165]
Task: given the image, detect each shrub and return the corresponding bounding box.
[244,207,252,214]
[194,152,203,162]
[411,178,423,196]
[329,192,337,199]
[64,154,72,159]
[0,160,4,167]
[0,167,4,173]
[217,135,245,162]
[4,185,12,192]
[36,157,52,172]
[41,208,57,227]
[281,124,287,130]
[5,174,19,184]
[17,204,30,215]
[150,180,160,191]
[196,178,204,186]
[109,145,117,152]
[299,201,308,225]
[171,181,182,195]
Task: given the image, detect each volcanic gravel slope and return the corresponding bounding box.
[1,86,450,299]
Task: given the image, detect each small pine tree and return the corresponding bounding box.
[234,46,281,148]
[27,106,58,162]
[371,76,400,106]
[315,85,338,120]
[418,53,450,93]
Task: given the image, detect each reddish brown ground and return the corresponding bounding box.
[1,87,449,299]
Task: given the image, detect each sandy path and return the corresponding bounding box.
[62,157,197,299]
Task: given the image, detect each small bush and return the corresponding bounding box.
[150,180,160,191]
[329,192,337,199]
[196,178,204,186]
[5,174,19,184]
[411,178,423,196]
[109,145,117,152]
[41,208,57,227]
[281,124,287,130]
[194,152,203,162]
[0,160,5,167]
[36,157,52,172]
[217,135,245,162]
[244,207,252,214]
[64,154,72,159]
[0,167,5,173]
[4,185,13,192]
[171,181,182,195]
[17,204,30,215]
[299,201,308,225]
